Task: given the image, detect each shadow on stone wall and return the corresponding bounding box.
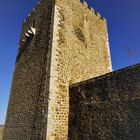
[69,63,140,140]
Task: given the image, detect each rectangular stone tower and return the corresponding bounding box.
[3,0,112,140]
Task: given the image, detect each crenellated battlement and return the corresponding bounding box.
[24,0,106,24]
[81,0,106,21]
[24,0,54,23]
[24,2,41,23]
[82,0,88,7]
[90,7,95,13]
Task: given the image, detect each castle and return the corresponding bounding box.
[3,0,140,140]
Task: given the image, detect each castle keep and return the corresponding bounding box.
[3,0,140,140]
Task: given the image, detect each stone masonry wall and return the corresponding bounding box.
[46,0,112,139]
[4,0,113,139]
[56,0,112,84]
[69,64,140,140]
[3,1,55,140]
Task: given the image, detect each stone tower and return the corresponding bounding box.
[3,0,112,139]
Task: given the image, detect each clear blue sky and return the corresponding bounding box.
[0,0,140,124]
